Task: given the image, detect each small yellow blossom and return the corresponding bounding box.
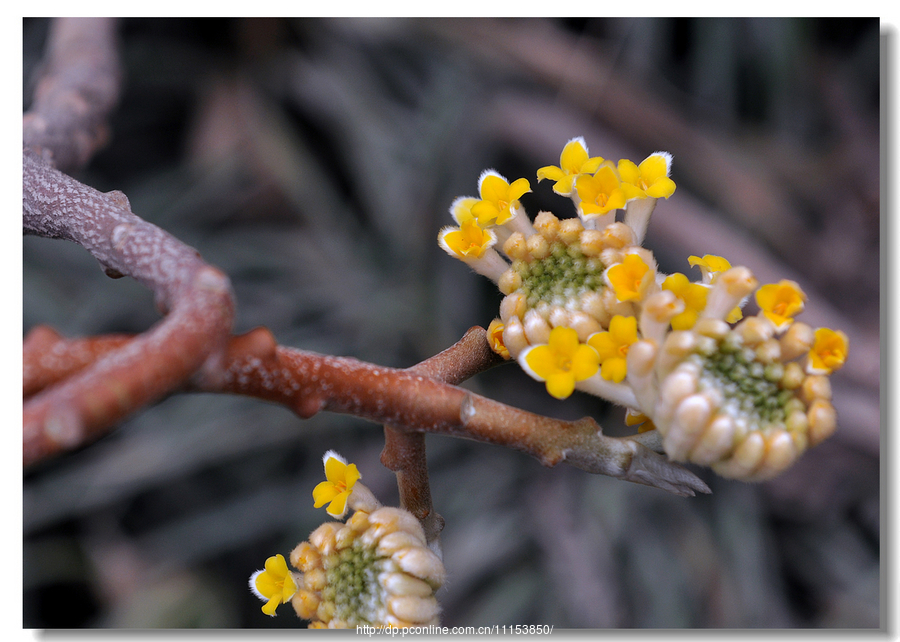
[618,152,676,201]
[313,451,361,518]
[518,326,600,399]
[287,508,445,627]
[448,196,480,225]
[607,253,653,302]
[575,165,627,218]
[756,280,807,331]
[536,137,605,196]
[688,254,743,321]
[662,273,708,330]
[587,315,639,383]
[487,318,510,359]
[437,219,496,259]
[471,170,531,226]
[625,409,657,434]
[688,254,732,283]
[250,554,298,617]
[807,327,849,374]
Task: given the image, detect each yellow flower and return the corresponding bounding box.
[688,255,743,322]
[618,152,676,200]
[536,136,605,196]
[607,253,653,302]
[437,219,496,259]
[807,327,849,374]
[625,409,657,434]
[288,508,445,627]
[662,273,708,330]
[518,326,600,399]
[487,318,510,359]
[313,451,361,518]
[448,196,480,225]
[250,554,298,617]
[688,254,732,283]
[470,170,531,226]
[575,165,627,218]
[587,315,638,383]
[755,280,806,331]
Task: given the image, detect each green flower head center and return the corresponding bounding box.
[323,543,383,625]
[694,336,795,428]
[514,240,606,309]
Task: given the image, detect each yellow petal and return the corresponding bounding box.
[670,309,699,330]
[487,319,510,359]
[588,332,618,361]
[726,306,744,323]
[571,344,601,380]
[560,138,589,171]
[449,196,479,225]
[470,200,502,226]
[326,491,351,518]
[594,165,621,193]
[545,372,576,400]
[313,481,339,507]
[581,157,604,174]
[255,570,277,598]
[324,455,348,483]
[344,463,361,488]
[479,173,509,203]
[553,174,578,195]
[522,344,557,381]
[508,177,532,201]
[262,595,281,617]
[282,573,298,602]
[608,254,650,302]
[609,314,638,344]
[647,176,676,199]
[548,326,580,355]
[809,328,848,373]
[600,357,627,383]
[537,165,566,182]
[638,153,670,182]
[265,553,290,577]
[617,159,640,184]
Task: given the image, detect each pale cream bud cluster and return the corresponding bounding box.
[288,507,445,628]
[497,212,642,359]
[627,273,838,481]
[441,140,847,482]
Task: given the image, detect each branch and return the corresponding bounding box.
[381,327,506,547]
[23,325,710,497]
[22,19,236,465]
[23,18,121,173]
[22,151,236,465]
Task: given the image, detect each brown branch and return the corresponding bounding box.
[23,18,121,173]
[23,151,236,465]
[381,327,506,546]
[23,326,130,399]
[22,19,236,465]
[23,325,710,497]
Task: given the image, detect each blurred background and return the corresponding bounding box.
[23,18,880,628]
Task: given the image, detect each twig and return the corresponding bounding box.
[22,151,236,465]
[22,19,237,465]
[23,326,130,399]
[381,327,506,547]
[22,325,710,497]
[23,18,121,173]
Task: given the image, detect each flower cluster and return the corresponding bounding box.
[251,452,445,627]
[438,137,849,481]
